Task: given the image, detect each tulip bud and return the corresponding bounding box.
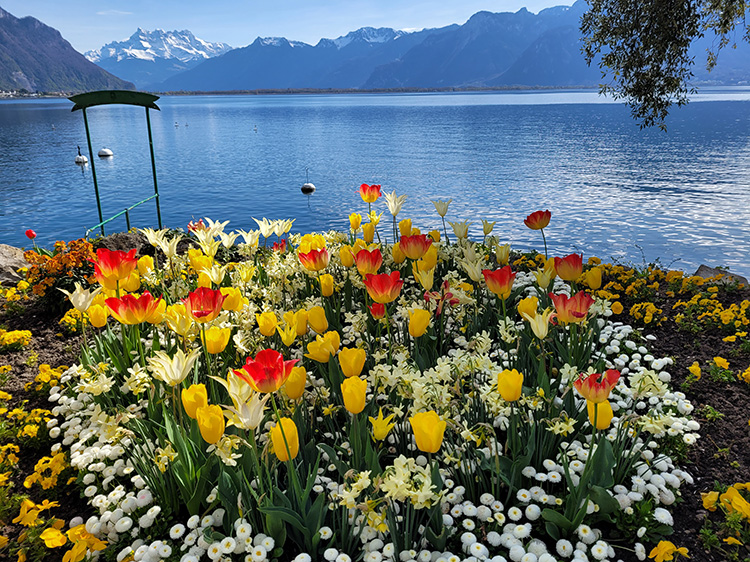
[398,218,412,237]
[408,309,431,338]
[284,366,307,400]
[319,274,334,297]
[307,306,328,334]
[369,303,385,319]
[497,369,523,402]
[137,255,154,275]
[202,326,231,354]
[341,376,367,414]
[409,411,446,453]
[271,417,299,461]
[587,399,613,430]
[25,229,37,240]
[339,347,366,378]
[196,405,225,445]
[339,245,355,267]
[121,271,141,293]
[182,384,208,419]
[87,304,108,328]
[362,223,375,244]
[349,213,362,231]
[256,311,278,337]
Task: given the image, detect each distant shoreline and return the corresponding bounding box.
[0,85,601,100]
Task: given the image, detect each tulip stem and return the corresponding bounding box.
[441,217,450,245]
[540,228,548,260]
[270,396,302,496]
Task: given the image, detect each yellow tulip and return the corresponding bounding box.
[319,274,334,297]
[408,309,431,338]
[147,299,167,325]
[305,331,340,363]
[277,322,297,346]
[349,213,362,231]
[308,306,328,334]
[413,264,434,292]
[517,296,538,320]
[235,262,257,283]
[409,411,446,453]
[586,399,614,430]
[221,287,247,311]
[181,384,208,419]
[87,304,108,328]
[122,271,141,292]
[339,245,355,267]
[137,255,154,275]
[369,408,396,441]
[392,242,406,264]
[339,347,366,378]
[188,249,212,272]
[583,267,602,290]
[341,376,367,414]
[196,405,225,444]
[202,326,231,354]
[293,309,308,336]
[165,303,193,337]
[284,366,307,400]
[271,417,299,461]
[429,229,441,243]
[362,223,375,244]
[533,258,556,289]
[197,272,212,288]
[522,308,554,340]
[497,369,523,402]
[256,311,278,337]
[496,243,511,266]
[399,218,412,236]
[421,245,438,271]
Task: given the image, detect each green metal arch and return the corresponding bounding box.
[68,90,160,112]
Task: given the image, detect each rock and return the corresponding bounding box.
[693,265,748,286]
[0,243,28,285]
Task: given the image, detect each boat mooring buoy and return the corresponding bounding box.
[75,145,88,164]
[98,148,113,157]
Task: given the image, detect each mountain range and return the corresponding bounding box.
[0,6,132,92]
[84,28,232,89]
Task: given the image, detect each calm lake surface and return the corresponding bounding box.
[1,90,750,275]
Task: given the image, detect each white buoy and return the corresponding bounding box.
[301,182,316,195]
[98,148,113,157]
[75,146,88,164]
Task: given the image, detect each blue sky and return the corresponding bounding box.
[2,0,575,53]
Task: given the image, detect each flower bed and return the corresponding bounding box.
[2,188,750,562]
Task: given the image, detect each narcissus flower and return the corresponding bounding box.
[483,266,516,300]
[586,400,614,430]
[408,309,431,338]
[574,370,620,403]
[339,347,366,378]
[341,376,367,414]
[183,287,225,323]
[298,247,330,272]
[409,411,446,453]
[196,404,225,445]
[182,384,208,419]
[90,248,137,290]
[364,271,403,304]
[550,291,595,324]
[305,331,341,363]
[255,311,278,337]
[554,253,583,281]
[284,366,307,400]
[369,408,396,441]
[355,248,383,276]
[497,369,524,402]
[234,349,299,393]
[307,306,328,334]
[399,234,432,261]
[358,183,382,203]
[202,326,231,354]
[105,292,162,325]
[524,210,551,230]
[271,417,299,461]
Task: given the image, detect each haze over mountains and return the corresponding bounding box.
[1,1,749,95]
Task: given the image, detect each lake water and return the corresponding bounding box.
[1,89,750,276]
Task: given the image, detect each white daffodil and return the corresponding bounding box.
[432,198,452,217]
[384,190,407,217]
[58,283,102,313]
[148,348,201,387]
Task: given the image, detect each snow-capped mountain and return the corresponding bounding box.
[85,29,232,88]
[330,27,407,49]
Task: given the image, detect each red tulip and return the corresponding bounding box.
[90,248,138,290]
[574,370,620,403]
[25,229,37,240]
[554,254,583,281]
[234,349,299,393]
[399,234,432,261]
[549,291,595,323]
[364,271,403,304]
[369,303,386,319]
[273,239,287,253]
[187,219,206,232]
[105,291,162,325]
[524,210,551,230]
[482,266,516,300]
[355,248,383,276]
[183,287,225,323]
[298,248,330,272]
[358,183,382,203]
